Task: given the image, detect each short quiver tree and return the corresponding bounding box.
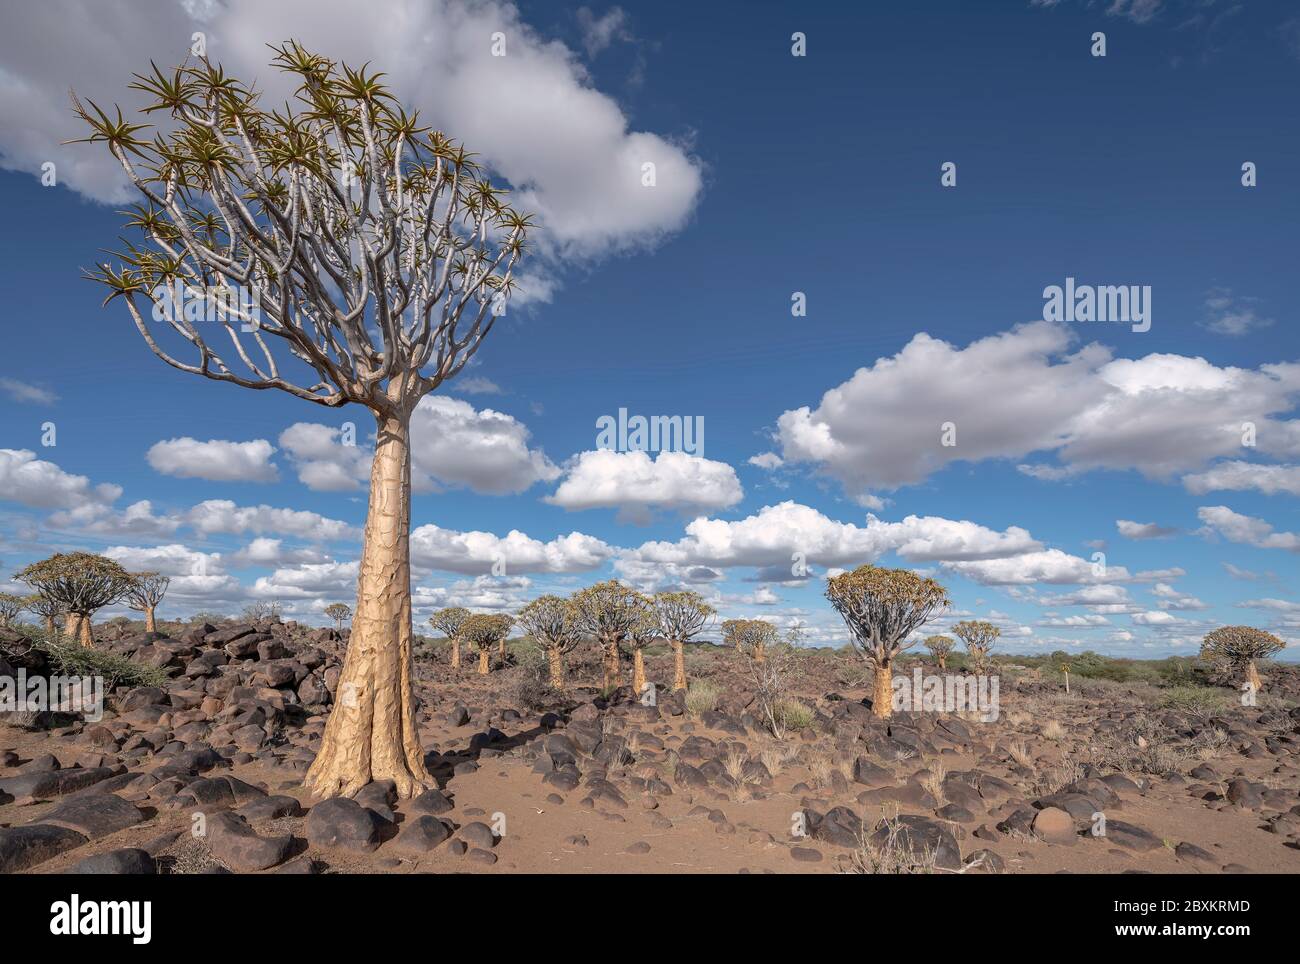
[23,594,65,636]
[125,571,170,632]
[652,590,715,692]
[1201,625,1284,693]
[430,606,470,671]
[626,610,661,697]
[515,595,582,689]
[825,565,950,718]
[0,592,23,628]
[923,634,954,671]
[72,43,531,798]
[324,602,353,631]
[463,613,513,675]
[572,581,647,692]
[952,620,1000,674]
[727,618,777,664]
[16,553,137,648]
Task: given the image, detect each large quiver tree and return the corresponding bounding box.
[1201,625,1284,693]
[572,581,647,692]
[16,553,137,648]
[825,565,949,718]
[72,43,531,799]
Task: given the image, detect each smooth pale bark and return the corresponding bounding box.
[145,607,157,633]
[478,646,490,675]
[450,638,461,670]
[937,654,946,671]
[79,616,94,648]
[1247,660,1262,693]
[63,612,81,639]
[547,647,564,689]
[871,662,893,719]
[631,648,647,696]
[498,637,506,660]
[754,641,766,664]
[44,615,56,636]
[671,639,687,691]
[305,412,429,800]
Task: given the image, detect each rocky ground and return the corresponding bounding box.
[2,619,1299,875]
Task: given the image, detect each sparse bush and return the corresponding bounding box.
[513,650,569,712]
[775,698,814,732]
[1041,719,1066,741]
[32,628,169,690]
[684,679,720,715]
[1156,685,1232,715]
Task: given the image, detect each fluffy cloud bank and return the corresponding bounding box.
[146,438,278,483]
[771,322,1300,499]
[0,0,702,274]
[280,397,560,496]
[546,449,743,521]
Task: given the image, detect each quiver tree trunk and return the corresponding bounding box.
[145,607,157,633]
[672,639,687,691]
[1246,660,1262,693]
[478,646,490,675]
[871,661,894,719]
[305,412,429,800]
[937,654,946,671]
[632,648,647,696]
[450,638,461,670]
[603,637,622,690]
[64,612,92,648]
[44,614,57,636]
[754,640,766,663]
[498,637,507,661]
[548,647,564,689]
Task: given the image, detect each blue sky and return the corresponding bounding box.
[0,0,1297,658]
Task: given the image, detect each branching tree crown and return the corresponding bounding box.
[824,565,950,665]
[16,553,137,619]
[1201,626,1283,667]
[951,620,1000,667]
[571,580,647,642]
[515,596,582,655]
[324,602,353,628]
[923,634,954,658]
[653,590,714,642]
[0,592,23,627]
[429,606,471,639]
[462,613,514,651]
[126,571,170,612]
[72,40,531,415]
